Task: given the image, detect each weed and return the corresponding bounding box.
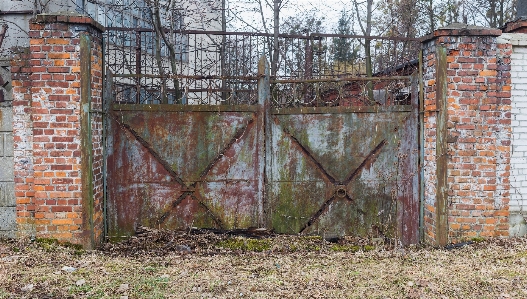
[216,238,271,252]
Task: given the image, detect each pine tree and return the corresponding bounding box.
[332,11,357,62]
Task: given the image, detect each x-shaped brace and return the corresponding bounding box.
[274,116,387,234]
[115,112,256,230]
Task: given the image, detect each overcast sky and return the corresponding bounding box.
[228,0,347,32]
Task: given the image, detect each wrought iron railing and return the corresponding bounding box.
[104,28,420,106]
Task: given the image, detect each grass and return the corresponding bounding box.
[1,235,527,298]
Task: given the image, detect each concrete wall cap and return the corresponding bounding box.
[31,12,105,32]
[421,23,502,43]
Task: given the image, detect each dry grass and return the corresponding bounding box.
[1,230,527,298]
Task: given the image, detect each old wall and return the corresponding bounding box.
[421,25,512,245]
[501,30,527,236]
[5,15,527,246]
[11,14,104,248]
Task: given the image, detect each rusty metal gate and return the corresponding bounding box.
[107,102,265,238]
[105,64,420,244]
[268,97,419,244]
[0,58,15,238]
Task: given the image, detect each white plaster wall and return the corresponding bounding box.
[504,33,527,236]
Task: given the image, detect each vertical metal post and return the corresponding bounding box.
[258,56,271,227]
[418,49,425,243]
[303,36,313,104]
[80,33,94,248]
[101,33,108,241]
[135,31,141,104]
[220,0,227,104]
[102,68,112,241]
[401,72,420,245]
[436,46,449,246]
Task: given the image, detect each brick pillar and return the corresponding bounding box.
[421,24,512,245]
[12,14,104,248]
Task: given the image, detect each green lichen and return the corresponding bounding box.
[35,238,84,254]
[36,237,58,245]
[330,244,361,252]
[363,245,375,251]
[471,237,486,243]
[216,238,271,252]
[62,241,84,251]
[36,238,59,251]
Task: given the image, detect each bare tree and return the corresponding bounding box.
[353,0,375,98]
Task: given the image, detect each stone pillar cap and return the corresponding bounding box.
[32,12,105,32]
[421,23,501,43]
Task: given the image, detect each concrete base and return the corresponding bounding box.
[510,213,527,236]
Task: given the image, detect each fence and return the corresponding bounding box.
[7,13,517,248]
[104,28,420,106]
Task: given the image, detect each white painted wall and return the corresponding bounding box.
[501,33,527,236]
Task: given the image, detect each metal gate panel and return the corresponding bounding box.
[269,106,418,242]
[106,74,419,244]
[0,58,15,238]
[107,105,263,239]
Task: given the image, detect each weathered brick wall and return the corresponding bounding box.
[90,31,104,245]
[11,49,35,238]
[421,37,438,244]
[422,26,512,245]
[11,14,104,248]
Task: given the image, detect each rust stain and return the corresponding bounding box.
[107,107,263,237]
[111,111,186,186]
[436,46,449,246]
[299,139,387,233]
[107,76,419,243]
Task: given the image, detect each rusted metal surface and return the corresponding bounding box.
[106,105,264,239]
[80,34,95,248]
[436,46,449,246]
[106,27,420,106]
[268,107,417,242]
[397,74,420,245]
[102,69,113,240]
[112,104,259,112]
[106,58,419,243]
[271,76,412,84]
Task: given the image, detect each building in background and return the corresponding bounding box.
[0,0,226,104]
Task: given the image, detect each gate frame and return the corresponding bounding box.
[104,55,423,244]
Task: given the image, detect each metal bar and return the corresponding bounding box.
[114,73,260,80]
[403,72,420,244]
[418,49,425,243]
[303,37,313,104]
[80,34,95,248]
[111,103,260,112]
[135,31,141,104]
[271,105,412,114]
[101,35,107,242]
[258,56,271,227]
[105,27,421,41]
[436,46,449,247]
[272,76,411,83]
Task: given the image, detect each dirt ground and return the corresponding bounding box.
[1,228,527,299]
